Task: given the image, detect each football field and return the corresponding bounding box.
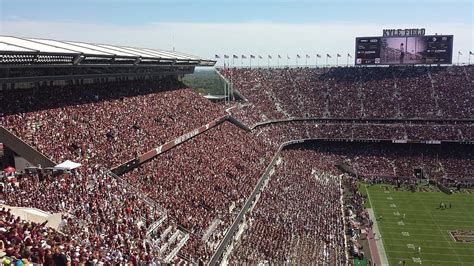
[361,184,474,266]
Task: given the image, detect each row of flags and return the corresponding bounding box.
[215,53,352,59]
[216,51,474,59]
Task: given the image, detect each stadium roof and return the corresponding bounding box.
[0,36,215,67]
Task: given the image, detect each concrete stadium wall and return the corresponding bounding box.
[0,126,55,168]
[0,204,62,230]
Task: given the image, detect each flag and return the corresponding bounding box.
[337,54,342,57]
[297,54,301,59]
[268,55,272,59]
[287,55,290,59]
[233,55,238,59]
[306,55,310,59]
[347,53,352,58]
[259,55,263,59]
[278,54,282,59]
[224,55,229,59]
[316,54,321,58]
[327,54,332,58]
[470,51,474,55]
[215,55,220,59]
[242,55,247,59]
[250,55,255,59]
[458,51,463,55]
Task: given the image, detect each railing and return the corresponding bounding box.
[209,139,297,265]
[208,139,317,265]
[111,115,229,175]
[106,170,168,215]
[251,117,474,130]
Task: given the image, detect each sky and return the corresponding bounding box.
[0,0,472,65]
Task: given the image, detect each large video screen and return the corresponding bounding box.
[355,35,453,65]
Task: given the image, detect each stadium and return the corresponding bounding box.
[0,2,473,265]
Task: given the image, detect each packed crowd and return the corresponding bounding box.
[223,140,471,264]
[0,79,224,171]
[0,207,73,265]
[255,121,469,147]
[286,141,473,180]
[228,148,346,265]
[430,66,472,118]
[1,64,471,264]
[1,169,168,263]
[121,121,275,263]
[221,65,473,126]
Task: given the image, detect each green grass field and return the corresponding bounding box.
[361,184,474,266]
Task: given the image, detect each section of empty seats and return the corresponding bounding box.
[0,79,224,170]
[120,121,275,263]
[228,148,346,265]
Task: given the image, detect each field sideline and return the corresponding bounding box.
[360,184,474,266]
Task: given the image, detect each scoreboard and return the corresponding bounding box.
[355,35,453,65]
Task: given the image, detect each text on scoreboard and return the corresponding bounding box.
[355,35,453,65]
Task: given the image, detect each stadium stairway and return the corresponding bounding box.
[0,126,56,168]
[146,219,190,263]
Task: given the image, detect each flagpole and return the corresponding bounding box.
[346,55,349,66]
[230,68,234,101]
[336,56,338,66]
[458,52,460,65]
[224,79,228,105]
[230,62,233,102]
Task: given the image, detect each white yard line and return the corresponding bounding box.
[365,185,389,266]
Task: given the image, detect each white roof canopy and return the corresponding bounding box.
[0,36,77,54]
[0,42,36,52]
[54,160,82,170]
[0,35,215,66]
[31,38,114,56]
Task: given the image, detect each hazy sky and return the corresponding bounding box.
[0,0,472,65]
